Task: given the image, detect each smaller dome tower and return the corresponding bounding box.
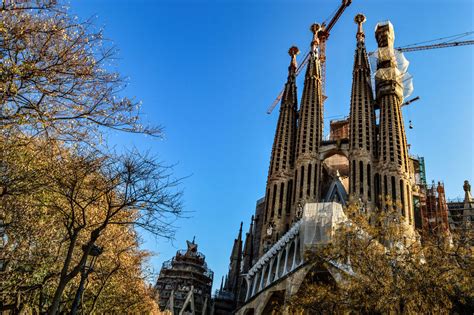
[155,239,213,314]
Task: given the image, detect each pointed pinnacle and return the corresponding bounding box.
[464,180,471,193]
[354,14,366,42]
[288,46,300,70]
[310,23,321,52]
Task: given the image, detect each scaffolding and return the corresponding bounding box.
[419,157,427,186]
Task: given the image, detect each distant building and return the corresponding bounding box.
[155,239,213,314]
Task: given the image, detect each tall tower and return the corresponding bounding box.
[225,222,243,297]
[261,47,299,252]
[242,216,254,273]
[374,22,413,223]
[348,14,377,207]
[293,24,324,207]
[155,240,213,314]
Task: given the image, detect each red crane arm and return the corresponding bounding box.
[267,0,352,114]
[324,0,352,35]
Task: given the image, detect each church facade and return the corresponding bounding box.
[213,14,446,314]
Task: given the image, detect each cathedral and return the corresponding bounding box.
[153,11,473,315]
[212,14,455,314]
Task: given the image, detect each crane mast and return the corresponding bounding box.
[266,0,352,114]
[317,0,352,96]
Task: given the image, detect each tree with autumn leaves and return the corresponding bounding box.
[1,1,181,313]
[287,202,474,314]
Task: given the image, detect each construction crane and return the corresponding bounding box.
[267,0,352,114]
[267,27,473,115]
[396,39,472,129]
[394,39,474,107]
[397,40,474,53]
[317,0,352,95]
[397,38,474,129]
[401,96,420,129]
[402,96,420,106]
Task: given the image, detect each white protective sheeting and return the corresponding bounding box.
[369,20,414,101]
[300,202,348,248]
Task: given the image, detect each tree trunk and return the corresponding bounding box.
[48,232,79,315]
[48,228,103,314]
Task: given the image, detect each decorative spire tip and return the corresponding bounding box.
[310,23,321,35]
[288,46,300,69]
[310,23,321,51]
[354,13,366,42]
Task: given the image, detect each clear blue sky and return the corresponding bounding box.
[70,0,473,290]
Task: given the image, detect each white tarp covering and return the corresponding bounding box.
[300,202,347,248]
[369,20,414,101]
[247,203,348,278]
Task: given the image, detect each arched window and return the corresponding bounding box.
[352,160,356,194]
[278,182,284,217]
[374,173,380,207]
[270,258,278,282]
[295,239,302,266]
[278,249,287,277]
[400,179,405,216]
[293,170,298,203]
[262,265,270,288]
[264,188,270,222]
[313,164,318,197]
[287,242,296,272]
[240,280,248,303]
[307,164,312,197]
[299,166,304,199]
[286,180,292,215]
[367,164,372,201]
[271,184,277,218]
[391,176,396,208]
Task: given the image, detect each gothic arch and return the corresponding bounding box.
[319,144,349,161]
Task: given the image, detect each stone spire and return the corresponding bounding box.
[348,14,377,207]
[231,222,243,260]
[261,47,299,254]
[267,46,299,178]
[225,222,243,294]
[242,216,254,273]
[462,180,474,225]
[374,21,413,223]
[294,24,324,206]
[436,182,450,233]
[464,180,473,204]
